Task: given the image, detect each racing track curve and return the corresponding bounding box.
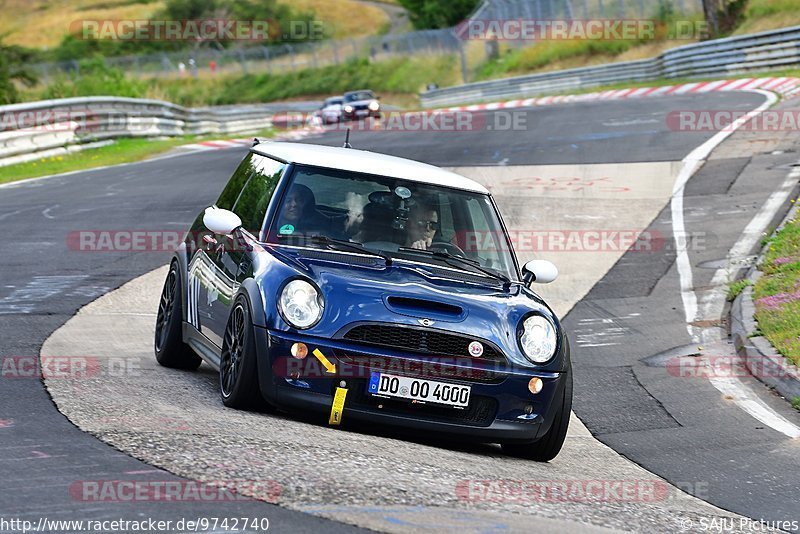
[2,91,797,531]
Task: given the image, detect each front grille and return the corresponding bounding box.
[345,379,498,426]
[343,324,506,362]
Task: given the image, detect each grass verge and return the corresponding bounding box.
[752,210,800,366]
[728,279,752,302]
[28,56,460,108]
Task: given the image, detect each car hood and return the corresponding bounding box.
[345,99,376,107]
[259,248,559,367]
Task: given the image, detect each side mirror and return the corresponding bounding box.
[522,260,558,285]
[203,206,242,235]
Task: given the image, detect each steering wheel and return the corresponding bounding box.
[430,241,467,257]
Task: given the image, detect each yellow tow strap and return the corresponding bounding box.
[329,387,348,426]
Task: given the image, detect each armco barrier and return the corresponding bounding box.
[421,25,800,108]
[0,97,277,167]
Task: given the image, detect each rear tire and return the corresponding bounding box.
[502,367,572,462]
[154,263,202,370]
[219,296,271,411]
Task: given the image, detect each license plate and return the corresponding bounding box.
[367,372,471,408]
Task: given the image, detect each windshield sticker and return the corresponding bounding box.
[279,224,295,235]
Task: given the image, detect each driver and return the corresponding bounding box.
[404,201,439,250]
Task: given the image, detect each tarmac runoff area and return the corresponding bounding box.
[39,160,768,532]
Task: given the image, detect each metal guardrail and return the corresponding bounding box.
[0,97,278,167]
[421,25,800,108]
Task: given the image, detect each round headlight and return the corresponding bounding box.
[278,280,323,329]
[344,105,354,113]
[518,315,557,364]
[368,101,380,111]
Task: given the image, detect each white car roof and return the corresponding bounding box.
[253,141,489,194]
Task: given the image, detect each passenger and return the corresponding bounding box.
[277,184,329,236]
[404,201,439,250]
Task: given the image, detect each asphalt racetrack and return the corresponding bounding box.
[3,91,800,532]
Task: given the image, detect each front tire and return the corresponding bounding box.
[502,367,572,462]
[154,263,202,370]
[219,296,271,411]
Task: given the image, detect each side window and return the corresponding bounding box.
[232,155,286,236]
[466,197,500,265]
[216,153,255,210]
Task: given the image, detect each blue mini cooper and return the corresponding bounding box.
[155,141,572,461]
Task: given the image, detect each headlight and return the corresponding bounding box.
[518,315,557,364]
[368,101,380,111]
[344,105,354,113]
[278,280,323,329]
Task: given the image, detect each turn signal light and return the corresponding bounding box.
[291,343,308,359]
[528,377,543,394]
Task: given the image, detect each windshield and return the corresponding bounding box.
[267,165,518,281]
[324,98,343,106]
[344,91,375,102]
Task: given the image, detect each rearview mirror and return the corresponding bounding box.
[203,206,242,235]
[522,260,558,285]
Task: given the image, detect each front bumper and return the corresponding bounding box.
[257,329,567,444]
[343,109,380,120]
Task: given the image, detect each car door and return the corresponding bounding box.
[200,154,286,347]
[189,153,255,346]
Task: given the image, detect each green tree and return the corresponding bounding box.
[397,0,481,29]
[0,39,38,105]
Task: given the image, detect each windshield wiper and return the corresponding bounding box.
[279,234,392,265]
[397,247,510,286]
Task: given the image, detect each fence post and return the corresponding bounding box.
[238,48,248,74]
[332,40,340,64]
[261,46,272,74]
[459,40,469,84]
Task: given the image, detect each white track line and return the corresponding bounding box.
[671,89,800,439]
